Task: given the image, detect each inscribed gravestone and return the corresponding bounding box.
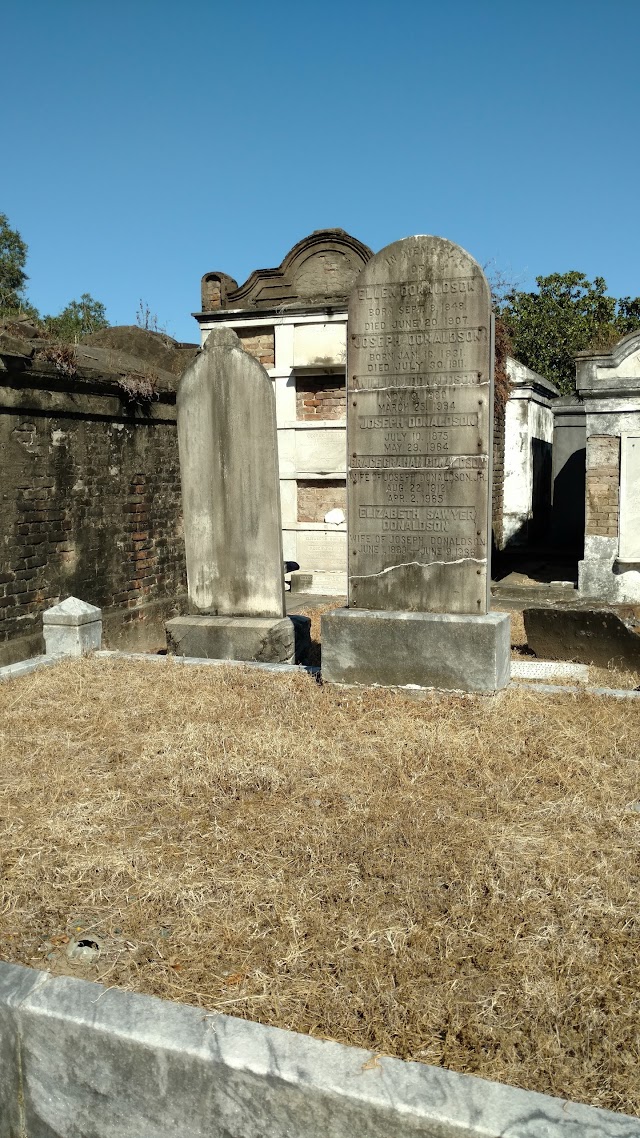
[347,236,492,614]
[177,327,285,618]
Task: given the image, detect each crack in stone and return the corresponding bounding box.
[353,380,491,394]
[350,557,487,580]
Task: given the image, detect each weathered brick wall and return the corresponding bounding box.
[297,480,346,523]
[0,367,187,666]
[585,435,620,536]
[296,378,346,420]
[236,327,275,368]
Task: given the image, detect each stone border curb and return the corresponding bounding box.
[4,650,640,700]
[0,962,637,1138]
[0,654,58,683]
[512,680,640,699]
[94,649,320,677]
[511,660,589,681]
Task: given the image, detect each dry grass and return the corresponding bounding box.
[1,658,640,1115]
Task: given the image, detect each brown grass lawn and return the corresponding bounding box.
[1,657,639,1115]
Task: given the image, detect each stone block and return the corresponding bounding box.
[42,596,102,657]
[321,609,510,692]
[166,614,310,665]
[1,961,637,1138]
[523,606,640,668]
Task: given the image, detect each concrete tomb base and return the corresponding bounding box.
[523,605,640,669]
[166,614,311,665]
[321,609,511,692]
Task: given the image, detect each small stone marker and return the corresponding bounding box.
[166,328,310,663]
[43,597,102,657]
[347,235,492,614]
[322,236,510,691]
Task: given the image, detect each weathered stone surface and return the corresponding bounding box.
[42,596,102,627]
[347,235,492,615]
[82,325,198,377]
[0,656,57,683]
[321,609,510,691]
[42,596,102,657]
[177,327,285,618]
[201,229,373,313]
[524,606,640,668]
[1,961,638,1138]
[166,614,310,664]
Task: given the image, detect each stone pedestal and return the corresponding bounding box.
[43,597,102,658]
[166,614,311,665]
[321,609,510,692]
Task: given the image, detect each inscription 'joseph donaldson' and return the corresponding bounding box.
[359,413,478,429]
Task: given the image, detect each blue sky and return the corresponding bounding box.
[3,0,639,342]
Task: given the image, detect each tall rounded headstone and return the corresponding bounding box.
[322,236,510,691]
[176,327,285,618]
[347,235,492,614]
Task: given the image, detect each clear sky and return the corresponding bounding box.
[3,0,639,343]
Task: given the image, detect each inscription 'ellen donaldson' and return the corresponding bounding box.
[356,278,477,300]
[358,413,478,430]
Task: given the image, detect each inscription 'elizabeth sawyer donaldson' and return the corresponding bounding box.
[347,235,493,614]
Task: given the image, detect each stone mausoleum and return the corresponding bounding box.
[576,330,640,602]
[194,229,558,593]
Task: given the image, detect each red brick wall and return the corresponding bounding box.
[1,372,186,665]
[297,480,346,523]
[585,435,620,537]
[236,327,275,368]
[296,377,346,421]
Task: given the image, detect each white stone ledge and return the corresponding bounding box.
[511,680,640,699]
[0,962,637,1138]
[0,655,58,683]
[94,650,320,677]
[511,660,589,681]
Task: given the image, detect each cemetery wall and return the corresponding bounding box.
[0,364,186,666]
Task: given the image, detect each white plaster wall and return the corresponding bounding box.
[503,397,530,544]
[619,437,640,561]
[595,344,640,382]
[502,390,555,545]
[296,528,347,573]
[293,323,346,368]
[295,426,346,475]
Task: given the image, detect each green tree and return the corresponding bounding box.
[0,212,37,317]
[45,293,109,342]
[500,272,640,394]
